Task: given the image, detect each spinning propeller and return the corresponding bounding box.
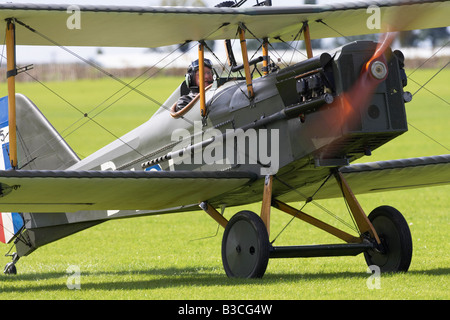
[335,31,397,130]
[312,27,397,136]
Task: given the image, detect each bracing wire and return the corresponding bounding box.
[270,174,360,245]
[7,19,226,164]
[7,20,191,162]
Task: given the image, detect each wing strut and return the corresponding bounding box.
[262,38,269,76]
[303,21,313,59]
[238,24,254,99]
[198,41,207,118]
[5,19,17,169]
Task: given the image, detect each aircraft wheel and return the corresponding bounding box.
[364,206,412,273]
[222,211,270,278]
[4,262,17,275]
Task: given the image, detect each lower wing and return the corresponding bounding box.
[0,170,257,213]
[0,155,448,213]
[277,154,450,202]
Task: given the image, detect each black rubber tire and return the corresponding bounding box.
[364,206,413,273]
[222,211,270,278]
[4,262,17,275]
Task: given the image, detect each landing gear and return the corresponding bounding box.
[364,206,413,273]
[4,262,17,275]
[4,252,19,275]
[222,211,270,278]
[204,173,413,279]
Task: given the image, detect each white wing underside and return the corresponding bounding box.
[0,1,448,48]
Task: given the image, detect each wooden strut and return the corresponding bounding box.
[303,21,313,59]
[260,175,273,237]
[238,24,255,99]
[200,172,378,246]
[335,172,381,244]
[199,174,274,235]
[262,38,269,76]
[262,174,339,242]
[272,199,360,243]
[198,42,207,118]
[264,172,379,245]
[6,19,17,169]
[199,202,228,229]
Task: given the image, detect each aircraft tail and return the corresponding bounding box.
[0,94,80,171]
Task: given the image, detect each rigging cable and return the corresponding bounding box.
[270,173,360,245]
[8,19,191,162]
[13,19,225,122]
[9,19,226,164]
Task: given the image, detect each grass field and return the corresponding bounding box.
[0,66,449,300]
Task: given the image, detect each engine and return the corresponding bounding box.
[275,41,410,166]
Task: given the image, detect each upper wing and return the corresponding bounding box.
[0,1,448,48]
[277,154,450,202]
[0,170,256,213]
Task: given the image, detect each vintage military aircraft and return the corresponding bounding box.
[0,0,449,278]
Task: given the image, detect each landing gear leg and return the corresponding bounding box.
[4,252,19,275]
[220,175,273,278]
[335,172,412,272]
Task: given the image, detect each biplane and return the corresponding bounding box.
[0,0,449,278]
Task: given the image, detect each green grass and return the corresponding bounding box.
[0,68,449,300]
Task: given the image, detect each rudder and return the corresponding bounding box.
[0,94,79,171]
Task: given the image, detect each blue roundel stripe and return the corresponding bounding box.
[0,212,24,244]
